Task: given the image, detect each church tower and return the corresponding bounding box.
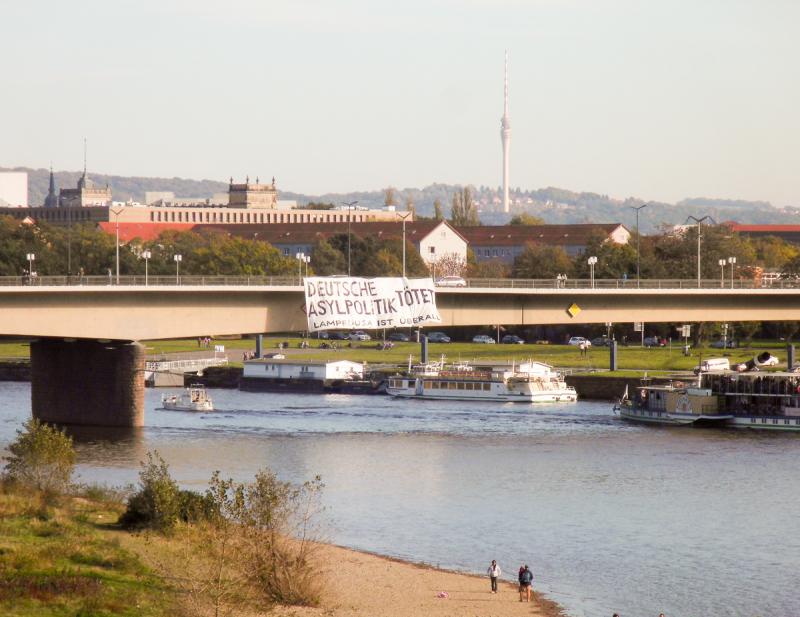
[500,51,511,214]
[43,166,58,208]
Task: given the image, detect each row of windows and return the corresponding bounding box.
[149,210,374,224]
[476,247,515,257]
[37,210,95,221]
[425,381,492,391]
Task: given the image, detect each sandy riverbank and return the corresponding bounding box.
[270,543,565,617]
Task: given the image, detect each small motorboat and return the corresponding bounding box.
[161,385,214,412]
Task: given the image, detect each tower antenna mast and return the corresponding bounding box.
[500,51,512,214]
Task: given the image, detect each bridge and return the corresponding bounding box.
[3,275,800,428]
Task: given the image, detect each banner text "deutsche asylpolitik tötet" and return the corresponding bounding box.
[303,277,442,331]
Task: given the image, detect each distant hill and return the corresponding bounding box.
[4,166,796,234]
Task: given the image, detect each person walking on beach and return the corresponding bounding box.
[518,564,533,602]
[487,560,501,593]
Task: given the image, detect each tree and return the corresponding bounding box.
[433,199,444,221]
[509,213,545,226]
[310,238,346,275]
[450,187,480,226]
[404,195,416,218]
[512,243,573,279]
[384,187,397,207]
[3,418,75,494]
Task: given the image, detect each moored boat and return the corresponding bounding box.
[387,358,577,403]
[617,365,800,430]
[161,384,214,412]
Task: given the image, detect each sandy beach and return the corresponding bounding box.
[272,543,565,617]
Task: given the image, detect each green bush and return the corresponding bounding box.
[119,451,181,532]
[2,418,75,495]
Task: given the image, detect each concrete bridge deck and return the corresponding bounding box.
[1,276,800,340]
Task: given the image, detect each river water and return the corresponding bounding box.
[1,382,798,617]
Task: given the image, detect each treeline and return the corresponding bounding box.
[4,214,800,282]
[0,216,432,278]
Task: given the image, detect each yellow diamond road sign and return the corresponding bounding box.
[567,303,581,318]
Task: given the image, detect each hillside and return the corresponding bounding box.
[4,166,796,234]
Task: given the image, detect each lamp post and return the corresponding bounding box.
[630,203,649,287]
[718,258,726,288]
[397,211,412,277]
[142,249,151,286]
[110,206,124,284]
[295,252,306,285]
[343,201,358,275]
[26,253,35,280]
[728,256,737,288]
[587,255,598,288]
[173,254,182,284]
[304,254,311,278]
[686,215,715,287]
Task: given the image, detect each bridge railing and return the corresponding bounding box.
[1,275,798,290]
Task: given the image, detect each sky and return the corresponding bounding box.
[1,0,798,207]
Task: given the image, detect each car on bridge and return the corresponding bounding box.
[388,332,410,342]
[435,276,467,288]
[643,336,667,347]
[591,336,612,347]
[349,331,371,341]
[501,334,525,344]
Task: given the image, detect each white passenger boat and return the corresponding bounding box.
[387,358,577,403]
[161,385,214,412]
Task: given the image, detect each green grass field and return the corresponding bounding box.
[1,336,790,373]
[0,489,174,616]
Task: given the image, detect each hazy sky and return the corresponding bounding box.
[2,0,798,206]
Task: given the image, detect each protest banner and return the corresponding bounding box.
[304,277,442,332]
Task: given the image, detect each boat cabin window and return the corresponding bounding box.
[483,383,491,391]
[448,382,457,390]
[457,383,465,390]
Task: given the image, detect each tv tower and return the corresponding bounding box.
[500,51,511,214]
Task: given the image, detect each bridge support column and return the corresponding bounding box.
[31,339,145,427]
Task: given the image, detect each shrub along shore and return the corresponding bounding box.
[1,419,564,617]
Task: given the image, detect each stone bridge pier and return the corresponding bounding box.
[31,338,145,427]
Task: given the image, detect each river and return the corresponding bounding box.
[1,382,798,617]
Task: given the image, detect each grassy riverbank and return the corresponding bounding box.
[0,488,174,616]
[0,487,562,617]
[1,336,790,372]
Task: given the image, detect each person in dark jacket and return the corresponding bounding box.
[518,564,533,602]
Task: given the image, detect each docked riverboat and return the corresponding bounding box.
[387,359,577,403]
[617,368,800,430]
[161,385,214,412]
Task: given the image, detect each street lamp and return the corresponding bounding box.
[173,254,182,284]
[686,215,716,287]
[397,211,412,277]
[142,249,151,286]
[110,206,124,285]
[718,258,726,288]
[728,256,737,288]
[343,201,358,275]
[295,252,306,285]
[304,254,311,278]
[26,253,35,280]
[587,255,598,288]
[630,203,649,288]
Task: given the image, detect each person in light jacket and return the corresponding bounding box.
[487,560,501,593]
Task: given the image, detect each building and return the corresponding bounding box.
[59,167,112,208]
[0,174,403,228]
[227,176,277,208]
[726,223,800,245]
[0,171,28,207]
[457,223,630,264]
[43,168,58,208]
[198,220,468,267]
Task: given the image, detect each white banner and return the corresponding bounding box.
[304,277,442,332]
